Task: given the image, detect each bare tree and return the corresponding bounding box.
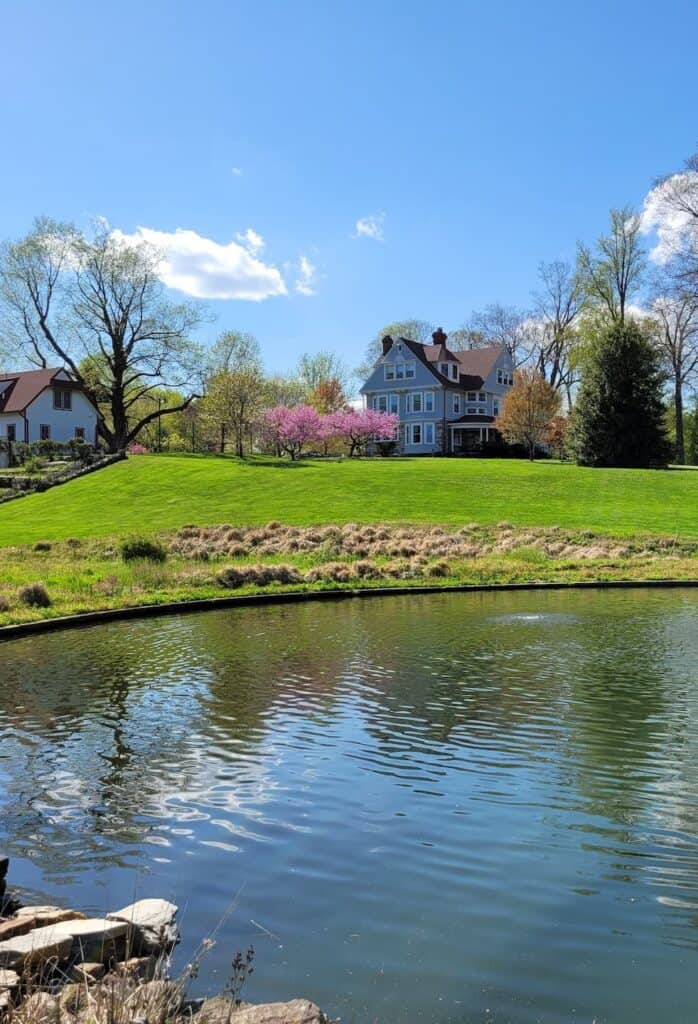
[207,330,262,377]
[296,350,350,393]
[644,152,698,289]
[648,275,698,464]
[577,206,645,324]
[465,303,532,367]
[531,260,586,400]
[0,218,204,451]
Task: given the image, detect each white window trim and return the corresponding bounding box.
[405,421,436,446]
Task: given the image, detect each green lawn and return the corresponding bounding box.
[0,454,696,547]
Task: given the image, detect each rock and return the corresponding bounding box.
[224,1001,328,1024]
[0,924,74,968]
[114,956,157,981]
[49,918,129,963]
[0,860,7,882]
[107,899,178,954]
[0,968,19,990]
[15,908,86,927]
[15,906,63,917]
[0,916,37,942]
[69,961,105,984]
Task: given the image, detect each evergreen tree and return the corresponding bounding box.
[572,320,671,468]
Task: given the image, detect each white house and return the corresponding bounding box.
[0,367,99,462]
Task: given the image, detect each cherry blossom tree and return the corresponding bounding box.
[329,409,399,457]
[263,404,325,460]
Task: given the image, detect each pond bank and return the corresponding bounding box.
[0,860,329,1024]
[1,521,697,631]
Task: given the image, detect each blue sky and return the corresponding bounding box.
[1,0,697,374]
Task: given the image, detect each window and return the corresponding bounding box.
[424,392,434,412]
[6,424,16,442]
[40,424,51,440]
[493,401,500,416]
[452,395,462,414]
[497,368,514,386]
[408,393,422,413]
[411,423,422,445]
[478,392,486,402]
[53,388,72,410]
[423,422,435,445]
[386,360,415,380]
[467,392,477,402]
[389,394,399,415]
[467,407,479,415]
[450,364,458,381]
[376,395,388,412]
[74,427,85,440]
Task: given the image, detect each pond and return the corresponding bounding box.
[2,589,698,1023]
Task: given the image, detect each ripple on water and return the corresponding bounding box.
[2,588,698,1024]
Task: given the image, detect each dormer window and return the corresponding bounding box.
[53,388,72,410]
[497,368,514,387]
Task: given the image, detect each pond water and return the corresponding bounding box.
[2,590,698,1023]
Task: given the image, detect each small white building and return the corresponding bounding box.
[0,367,99,463]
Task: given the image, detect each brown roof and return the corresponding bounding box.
[0,367,75,414]
[452,345,505,380]
[400,337,505,390]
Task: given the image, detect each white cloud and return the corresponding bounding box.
[236,228,265,256]
[111,226,287,301]
[354,212,385,241]
[231,167,243,176]
[295,255,317,296]
[640,172,698,263]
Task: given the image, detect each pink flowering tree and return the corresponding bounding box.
[263,404,326,460]
[328,409,400,457]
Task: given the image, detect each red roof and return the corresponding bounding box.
[0,368,77,414]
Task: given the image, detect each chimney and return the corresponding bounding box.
[432,327,447,346]
[381,335,393,355]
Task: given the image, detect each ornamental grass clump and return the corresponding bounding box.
[121,538,167,563]
[18,582,52,608]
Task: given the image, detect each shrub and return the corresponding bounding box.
[0,595,10,612]
[121,537,167,563]
[127,443,149,455]
[427,560,450,577]
[19,583,52,608]
[33,541,52,552]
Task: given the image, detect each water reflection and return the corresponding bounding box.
[2,589,698,1023]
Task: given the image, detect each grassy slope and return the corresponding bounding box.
[0,454,697,547]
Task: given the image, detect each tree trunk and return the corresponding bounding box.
[529,439,535,461]
[675,378,685,465]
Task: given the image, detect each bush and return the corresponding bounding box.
[0,594,10,613]
[19,583,52,608]
[121,537,167,563]
[33,541,52,552]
